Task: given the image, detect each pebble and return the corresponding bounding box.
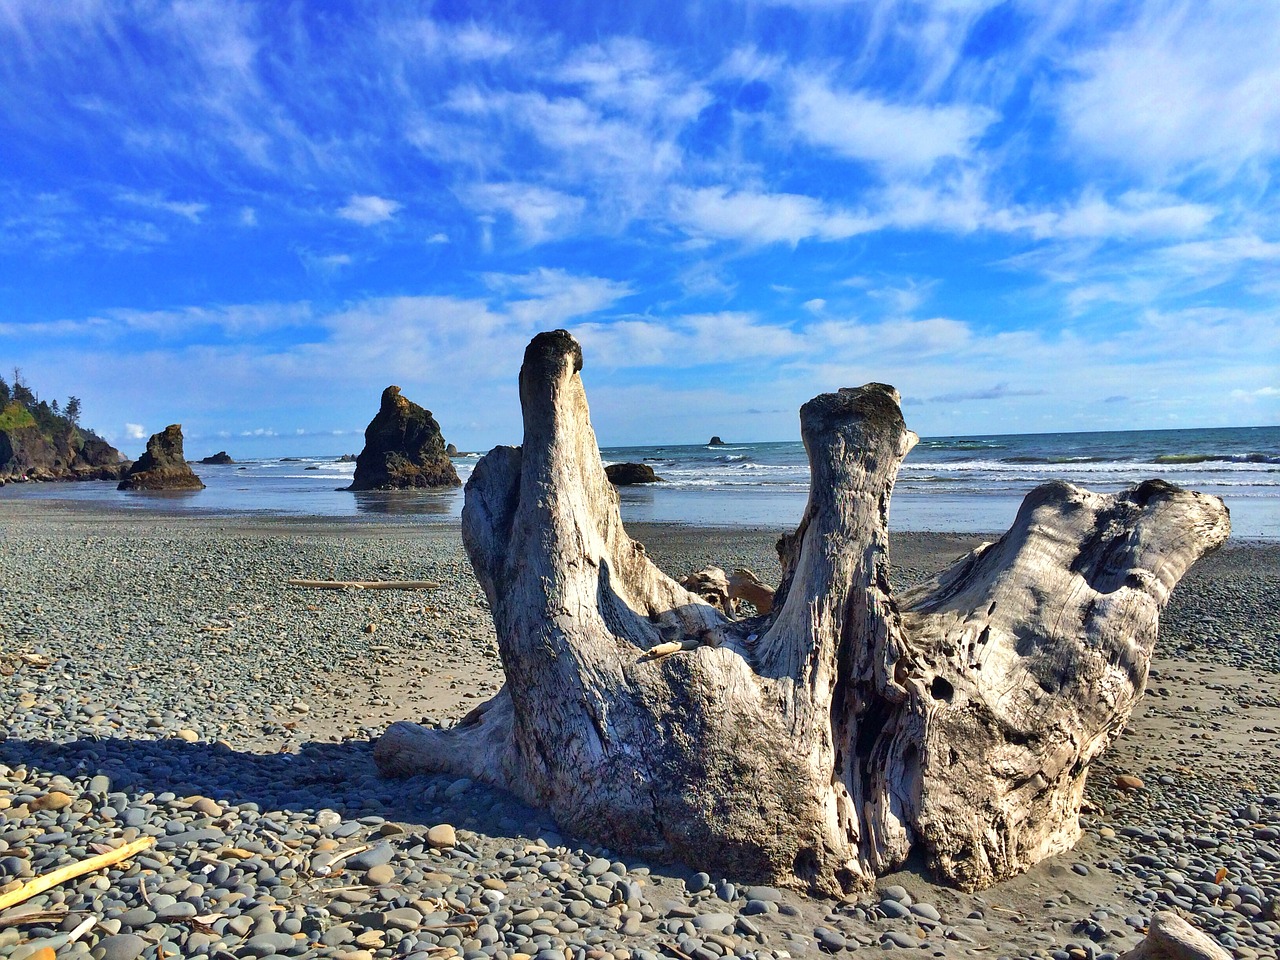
[881,930,921,948]
[815,927,846,952]
[92,933,147,960]
[348,842,395,869]
[879,899,912,920]
[31,790,73,811]
[428,823,458,848]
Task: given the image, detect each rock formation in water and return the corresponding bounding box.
[117,425,205,491]
[348,386,461,491]
[199,451,234,465]
[707,435,726,446]
[605,462,664,485]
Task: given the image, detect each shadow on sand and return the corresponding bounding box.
[0,734,558,844]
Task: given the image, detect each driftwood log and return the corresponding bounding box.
[376,330,1229,895]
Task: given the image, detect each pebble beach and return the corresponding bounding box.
[2,502,1278,960]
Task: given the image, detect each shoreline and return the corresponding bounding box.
[2,493,1278,546]
[5,466,1280,540]
[1,505,1277,959]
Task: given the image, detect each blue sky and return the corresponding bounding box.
[1,0,1277,457]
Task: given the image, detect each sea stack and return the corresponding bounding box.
[199,451,234,465]
[348,386,460,491]
[708,435,726,446]
[118,425,205,490]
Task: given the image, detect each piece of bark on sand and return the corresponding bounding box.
[376,329,1229,896]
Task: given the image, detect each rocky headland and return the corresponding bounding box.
[349,386,460,491]
[117,425,205,491]
[0,403,127,484]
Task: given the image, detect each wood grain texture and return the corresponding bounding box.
[374,330,1230,895]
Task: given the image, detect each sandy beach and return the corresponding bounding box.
[1,502,1277,960]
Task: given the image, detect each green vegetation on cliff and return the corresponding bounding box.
[0,370,123,481]
[0,401,37,431]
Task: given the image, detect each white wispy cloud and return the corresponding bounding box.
[1059,2,1280,179]
[337,195,401,225]
[117,190,208,222]
[573,313,805,368]
[673,187,874,245]
[466,183,586,244]
[929,382,1046,404]
[788,76,996,172]
[382,16,519,63]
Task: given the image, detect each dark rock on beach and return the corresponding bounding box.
[198,450,235,465]
[606,461,664,485]
[348,385,461,491]
[117,424,205,490]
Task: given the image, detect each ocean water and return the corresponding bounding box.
[3,425,1277,538]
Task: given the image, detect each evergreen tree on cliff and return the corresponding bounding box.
[0,374,125,481]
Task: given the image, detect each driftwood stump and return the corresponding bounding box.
[376,330,1230,895]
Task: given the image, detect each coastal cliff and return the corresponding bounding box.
[0,401,127,483]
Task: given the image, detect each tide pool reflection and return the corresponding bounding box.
[351,489,463,516]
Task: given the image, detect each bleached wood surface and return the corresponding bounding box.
[375,330,1230,894]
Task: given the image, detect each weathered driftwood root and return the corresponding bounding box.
[375,330,1229,896]
[728,568,774,615]
[679,567,775,617]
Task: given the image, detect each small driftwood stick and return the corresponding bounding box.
[0,836,155,912]
[286,579,439,591]
[65,914,96,944]
[0,908,68,929]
